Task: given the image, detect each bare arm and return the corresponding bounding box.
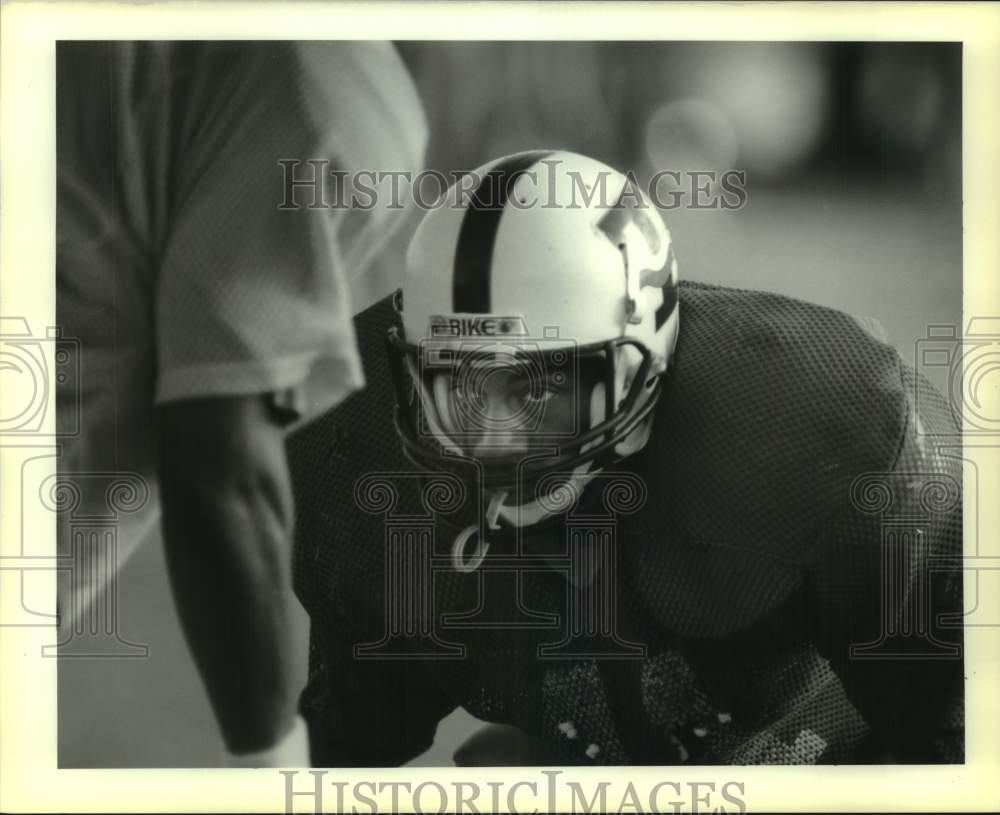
[157,393,305,755]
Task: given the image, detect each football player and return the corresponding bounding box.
[292,150,963,765]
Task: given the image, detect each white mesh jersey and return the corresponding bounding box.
[55,42,427,618]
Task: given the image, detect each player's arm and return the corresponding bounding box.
[157,393,307,758]
[301,573,458,767]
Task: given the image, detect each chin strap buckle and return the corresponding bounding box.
[451,491,508,573]
[486,490,507,530]
[451,525,489,573]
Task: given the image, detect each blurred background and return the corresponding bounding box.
[379,41,962,359]
[61,41,962,767]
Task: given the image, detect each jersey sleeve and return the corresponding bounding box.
[150,42,426,419]
[299,572,458,767]
[809,363,964,762]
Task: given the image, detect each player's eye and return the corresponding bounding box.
[523,386,556,404]
[512,380,559,406]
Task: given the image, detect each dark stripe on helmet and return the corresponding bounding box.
[453,150,554,313]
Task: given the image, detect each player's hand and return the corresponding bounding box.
[226,714,310,767]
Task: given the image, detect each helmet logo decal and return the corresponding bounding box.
[654,243,678,331]
[430,315,529,337]
[597,194,663,255]
[597,191,678,332]
[453,150,555,313]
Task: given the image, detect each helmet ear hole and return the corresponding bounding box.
[645,377,657,389]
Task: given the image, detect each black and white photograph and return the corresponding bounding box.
[53,37,965,769]
[2,2,998,812]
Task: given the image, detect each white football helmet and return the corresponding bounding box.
[387,150,680,569]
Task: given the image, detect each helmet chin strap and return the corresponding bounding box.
[495,463,601,528]
[436,360,656,572]
[491,379,608,529]
[451,489,507,572]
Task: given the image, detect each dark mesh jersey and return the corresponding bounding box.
[289,281,964,766]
